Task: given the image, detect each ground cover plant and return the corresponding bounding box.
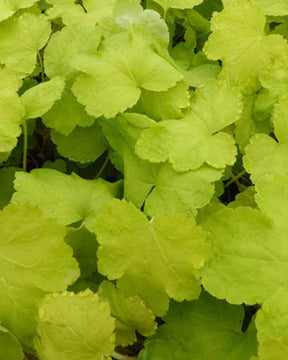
[1,0,288,359]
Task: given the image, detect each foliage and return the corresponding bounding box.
[0,0,288,359]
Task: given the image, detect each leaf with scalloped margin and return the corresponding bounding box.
[51,122,107,164]
[0,69,25,153]
[95,199,210,315]
[139,292,257,360]
[12,168,117,232]
[72,27,182,118]
[135,79,241,171]
[98,281,157,346]
[0,204,79,348]
[204,0,288,92]
[200,206,288,305]
[35,290,115,360]
[0,0,39,22]
[256,287,288,360]
[0,13,51,76]
[20,77,65,120]
[102,113,223,217]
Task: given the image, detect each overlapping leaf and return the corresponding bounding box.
[139,293,257,360]
[0,13,51,76]
[12,169,118,231]
[51,122,108,163]
[98,281,157,346]
[0,325,24,360]
[102,113,223,216]
[135,80,241,171]
[0,69,25,153]
[35,290,115,360]
[200,206,288,305]
[0,204,79,348]
[72,27,182,118]
[95,199,210,315]
[205,0,288,92]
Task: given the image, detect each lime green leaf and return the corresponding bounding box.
[0,325,24,360]
[244,127,288,230]
[254,0,288,16]
[136,80,240,171]
[51,122,108,163]
[44,23,102,82]
[35,290,115,360]
[102,113,223,216]
[244,134,288,182]
[65,226,98,277]
[95,199,210,315]
[42,89,95,135]
[20,77,65,120]
[188,79,243,133]
[12,169,117,231]
[204,0,287,92]
[139,162,223,217]
[256,287,288,360]
[98,281,157,346]
[46,2,91,26]
[272,98,288,144]
[139,293,257,360]
[0,14,51,76]
[259,56,288,99]
[136,81,191,121]
[152,0,204,11]
[253,175,288,231]
[114,1,169,43]
[83,0,117,23]
[200,206,288,305]
[228,187,257,209]
[72,28,182,118]
[0,69,25,153]
[136,119,236,171]
[0,167,20,209]
[235,95,272,153]
[0,204,79,348]
[43,159,67,172]
[0,0,39,22]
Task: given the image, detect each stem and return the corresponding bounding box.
[22,120,28,172]
[95,153,109,179]
[112,352,137,360]
[37,51,45,82]
[224,170,246,190]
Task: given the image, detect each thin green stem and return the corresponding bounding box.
[95,153,109,179]
[112,352,137,360]
[225,170,246,190]
[22,120,28,172]
[37,51,45,82]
